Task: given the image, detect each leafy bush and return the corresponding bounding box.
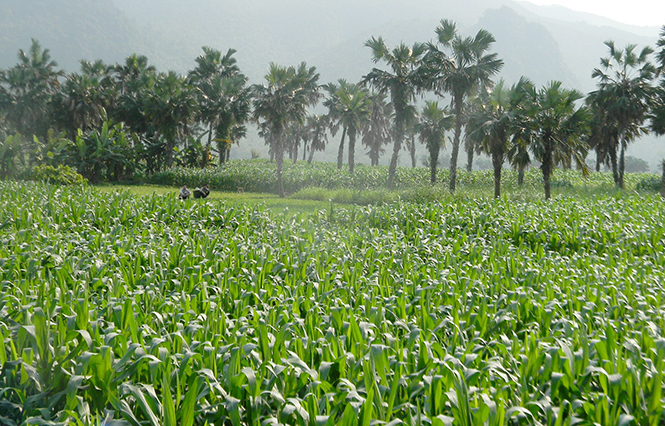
[30,164,87,185]
[636,175,661,192]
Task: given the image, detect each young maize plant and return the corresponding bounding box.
[1,180,664,425]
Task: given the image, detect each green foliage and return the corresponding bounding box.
[30,164,87,185]
[0,133,24,179]
[65,121,138,183]
[636,174,661,192]
[3,181,665,425]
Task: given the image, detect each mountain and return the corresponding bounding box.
[1,0,663,167]
[0,0,153,70]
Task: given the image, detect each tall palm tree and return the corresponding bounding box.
[590,41,656,188]
[252,62,320,197]
[0,39,64,139]
[467,78,530,198]
[189,47,250,166]
[323,79,353,170]
[423,20,504,193]
[305,114,329,164]
[524,81,589,200]
[650,27,665,137]
[363,37,427,188]
[112,54,157,139]
[416,101,453,184]
[362,91,393,166]
[53,60,114,139]
[328,81,371,174]
[145,71,198,169]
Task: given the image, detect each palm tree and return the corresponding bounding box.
[252,62,320,197]
[506,140,531,186]
[0,39,64,139]
[524,81,589,200]
[362,92,393,166]
[53,60,114,139]
[305,114,329,163]
[422,20,504,193]
[145,71,198,169]
[416,101,453,184]
[466,78,530,198]
[333,82,371,174]
[590,41,656,188]
[363,37,427,188]
[586,94,619,175]
[199,75,250,165]
[112,54,157,140]
[650,27,665,137]
[286,119,308,163]
[189,47,250,166]
[323,79,352,170]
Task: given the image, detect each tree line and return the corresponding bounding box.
[1,21,664,198]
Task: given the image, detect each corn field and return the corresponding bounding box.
[2,181,665,425]
[145,160,653,195]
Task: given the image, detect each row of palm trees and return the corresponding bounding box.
[1,22,665,198]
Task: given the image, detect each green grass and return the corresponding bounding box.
[97,183,334,215]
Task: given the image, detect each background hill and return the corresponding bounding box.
[1,0,663,168]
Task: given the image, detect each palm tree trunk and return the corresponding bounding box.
[308,145,315,163]
[275,136,285,198]
[609,140,619,185]
[492,150,502,198]
[370,141,379,166]
[466,145,474,172]
[618,139,626,189]
[542,142,553,200]
[595,147,601,172]
[449,96,463,193]
[409,135,416,168]
[388,118,404,189]
[348,129,356,174]
[337,127,346,170]
[205,123,213,167]
[165,136,175,169]
[429,145,439,184]
[518,164,525,186]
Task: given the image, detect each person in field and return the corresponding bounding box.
[179,185,191,200]
[193,184,210,199]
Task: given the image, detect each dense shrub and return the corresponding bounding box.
[29,164,87,186]
[636,175,661,192]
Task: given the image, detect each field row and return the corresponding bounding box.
[146,161,655,197]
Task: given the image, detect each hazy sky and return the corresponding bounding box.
[525,0,664,27]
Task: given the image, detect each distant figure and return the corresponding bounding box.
[193,184,210,199]
[179,185,191,200]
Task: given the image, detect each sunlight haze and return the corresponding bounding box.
[523,0,664,27]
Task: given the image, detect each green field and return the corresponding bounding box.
[2,179,665,425]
